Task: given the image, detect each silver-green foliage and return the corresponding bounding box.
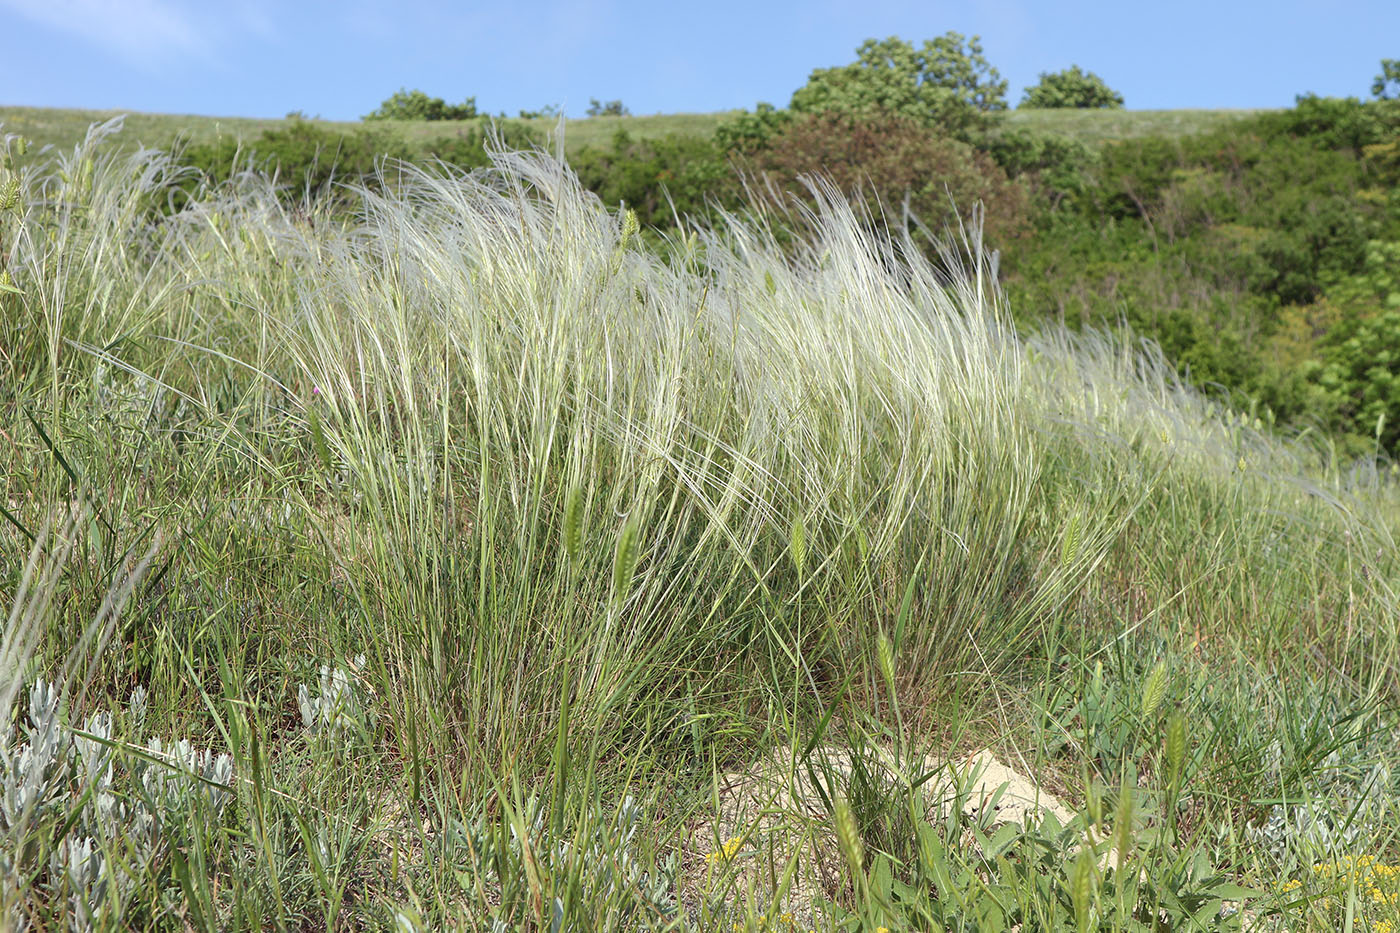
[298,654,374,741]
[1,681,232,930]
[433,794,678,931]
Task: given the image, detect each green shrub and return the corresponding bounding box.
[180,120,413,201]
[714,102,793,156]
[1020,65,1125,109]
[998,94,1400,448]
[570,130,740,230]
[586,99,630,118]
[983,129,1098,210]
[178,120,545,203]
[364,88,479,121]
[1310,306,1400,449]
[1252,95,1400,152]
[418,121,546,170]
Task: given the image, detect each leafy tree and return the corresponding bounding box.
[1311,303,1400,450]
[364,88,478,121]
[518,104,561,119]
[586,99,630,117]
[1374,59,1400,100]
[788,34,1007,137]
[1020,66,1124,109]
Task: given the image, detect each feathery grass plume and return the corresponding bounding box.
[2,119,1398,928]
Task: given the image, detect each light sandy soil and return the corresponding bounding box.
[679,743,1073,927]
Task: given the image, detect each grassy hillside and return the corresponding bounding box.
[0,103,1264,160]
[0,105,745,159]
[1,117,1397,931]
[1000,106,1267,143]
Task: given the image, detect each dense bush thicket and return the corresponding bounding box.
[1004,95,1400,451]
[178,118,543,201]
[569,131,737,231]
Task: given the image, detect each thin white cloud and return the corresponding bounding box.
[0,0,207,64]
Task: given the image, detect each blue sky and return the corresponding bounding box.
[1,0,1396,119]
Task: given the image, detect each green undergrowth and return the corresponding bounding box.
[0,121,1397,931]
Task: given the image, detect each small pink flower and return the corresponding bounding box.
[312,385,321,396]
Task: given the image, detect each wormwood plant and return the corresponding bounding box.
[0,681,233,929]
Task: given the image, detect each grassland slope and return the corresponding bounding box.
[0,121,1395,932]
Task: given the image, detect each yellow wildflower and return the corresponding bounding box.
[706,836,743,864]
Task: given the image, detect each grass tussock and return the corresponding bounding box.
[0,120,1398,931]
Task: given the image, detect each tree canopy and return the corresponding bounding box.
[364,88,478,121]
[1020,66,1124,109]
[789,34,1008,137]
[1375,59,1400,100]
